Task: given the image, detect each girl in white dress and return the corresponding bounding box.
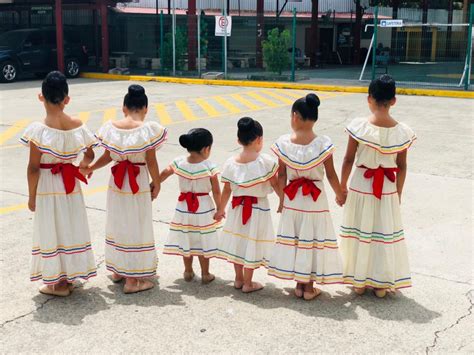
[216,117,281,293]
[267,94,345,301]
[161,128,222,284]
[85,85,167,294]
[340,75,416,298]
[21,71,97,297]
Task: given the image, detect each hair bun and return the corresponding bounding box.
[179,133,192,149]
[305,93,320,109]
[237,117,254,132]
[128,84,145,97]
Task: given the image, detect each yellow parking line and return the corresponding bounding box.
[78,112,90,123]
[230,94,261,110]
[176,100,197,121]
[245,92,279,107]
[261,90,294,104]
[282,90,307,99]
[155,103,172,125]
[213,96,241,114]
[195,98,220,117]
[102,108,117,123]
[0,144,23,150]
[0,119,30,146]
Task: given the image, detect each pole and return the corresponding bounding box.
[197,0,201,77]
[371,6,378,81]
[224,1,227,78]
[55,0,64,73]
[172,0,176,76]
[291,8,296,82]
[160,10,164,74]
[464,4,473,90]
[359,32,374,81]
[100,0,109,73]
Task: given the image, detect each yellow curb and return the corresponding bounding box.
[80,72,474,99]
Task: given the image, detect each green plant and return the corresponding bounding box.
[200,16,208,57]
[161,27,187,70]
[262,28,290,75]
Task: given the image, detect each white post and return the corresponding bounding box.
[224,0,227,78]
[172,0,176,76]
[197,0,201,77]
[359,32,374,81]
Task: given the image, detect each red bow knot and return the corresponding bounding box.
[284,178,321,202]
[41,163,87,194]
[111,160,143,194]
[232,196,258,225]
[363,166,399,199]
[179,192,209,213]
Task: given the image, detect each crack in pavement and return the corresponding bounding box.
[425,289,474,354]
[0,296,53,329]
[412,271,471,285]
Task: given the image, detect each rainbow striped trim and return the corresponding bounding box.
[106,261,156,277]
[175,207,216,215]
[163,245,219,258]
[31,243,92,258]
[343,275,412,290]
[172,162,219,180]
[96,128,168,156]
[169,221,221,235]
[340,226,405,244]
[20,136,97,160]
[267,266,343,284]
[276,235,339,250]
[216,250,268,269]
[271,143,334,171]
[106,238,156,253]
[30,269,97,284]
[346,128,417,155]
[222,229,274,243]
[221,162,278,188]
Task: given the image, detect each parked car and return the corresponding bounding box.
[0,28,88,83]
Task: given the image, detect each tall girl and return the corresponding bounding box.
[21,71,97,297]
[216,117,281,293]
[86,84,167,294]
[340,75,416,298]
[267,94,345,301]
[161,128,222,284]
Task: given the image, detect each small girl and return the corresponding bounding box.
[161,128,222,284]
[340,75,416,298]
[20,71,97,297]
[216,117,281,293]
[85,84,167,294]
[267,93,345,301]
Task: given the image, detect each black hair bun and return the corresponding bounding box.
[179,128,213,152]
[305,93,320,109]
[128,84,145,97]
[237,117,255,132]
[179,133,192,149]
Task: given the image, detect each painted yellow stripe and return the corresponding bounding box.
[195,98,220,117]
[213,96,241,114]
[102,108,117,123]
[0,203,28,215]
[155,103,172,125]
[176,100,197,121]
[229,94,261,110]
[78,112,90,123]
[0,119,30,146]
[281,90,306,99]
[245,92,279,107]
[261,90,294,104]
[0,144,23,150]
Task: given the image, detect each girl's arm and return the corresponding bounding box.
[27,144,42,212]
[340,136,358,196]
[210,175,223,221]
[275,159,287,212]
[145,149,161,200]
[87,150,112,172]
[396,150,408,203]
[159,166,174,183]
[79,147,95,171]
[324,155,345,206]
[215,182,231,220]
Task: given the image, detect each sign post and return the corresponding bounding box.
[215,14,232,77]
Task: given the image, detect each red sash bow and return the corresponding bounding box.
[232,196,258,225]
[363,166,399,200]
[284,178,321,202]
[40,163,87,194]
[179,192,209,213]
[111,160,145,194]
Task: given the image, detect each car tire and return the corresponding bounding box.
[0,61,18,83]
[65,58,80,78]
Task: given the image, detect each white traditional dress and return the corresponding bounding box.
[20,122,97,284]
[163,156,220,258]
[267,134,343,284]
[340,118,416,290]
[95,120,167,278]
[218,154,278,269]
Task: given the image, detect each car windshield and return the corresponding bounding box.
[0,31,27,48]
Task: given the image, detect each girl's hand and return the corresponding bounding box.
[398,192,402,204]
[150,181,160,200]
[80,166,93,179]
[28,196,36,212]
[277,200,284,213]
[335,192,346,207]
[341,185,348,198]
[214,210,226,221]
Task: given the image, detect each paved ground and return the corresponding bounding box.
[0,78,472,353]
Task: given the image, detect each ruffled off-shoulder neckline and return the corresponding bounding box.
[171,156,218,180]
[221,153,278,188]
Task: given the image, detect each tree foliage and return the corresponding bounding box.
[262,28,291,75]
[161,27,187,70]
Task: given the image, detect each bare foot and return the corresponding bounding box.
[234,280,244,289]
[303,288,321,301]
[123,279,154,294]
[242,282,264,293]
[39,284,70,297]
[294,283,304,298]
[183,271,195,282]
[374,288,387,298]
[201,273,215,284]
[354,287,366,295]
[111,273,124,283]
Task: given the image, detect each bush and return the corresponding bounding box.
[262,28,291,75]
[161,27,187,70]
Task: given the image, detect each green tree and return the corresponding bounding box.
[161,27,187,71]
[262,28,290,75]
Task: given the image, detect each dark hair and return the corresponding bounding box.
[123,84,148,111]
[42,71,68,105]
[291,93,320,121]
[179,128,213,152]
[369,74,396,104]
[237,117,263,146]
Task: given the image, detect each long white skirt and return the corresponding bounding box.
[31,168,96,284]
